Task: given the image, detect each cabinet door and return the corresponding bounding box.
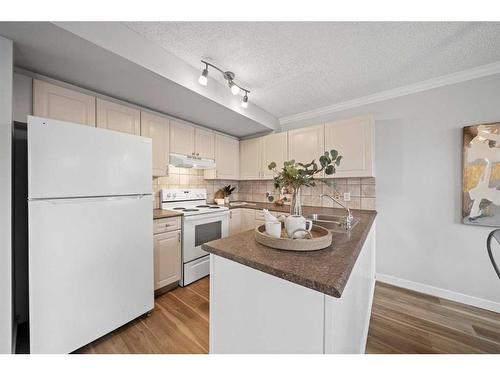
[170,120,195,156]
[141,111,169,177]
[240,138,262,180]
[154,230,181,290]
[288,124,325,169]
[195,128,215,159]
[33,79,96,126]
[96,98,140,135]
[324,116,374,178]
[262,132,288,179]
[229,209,242,236]
[241,209,256,231]
[214,134,239,180]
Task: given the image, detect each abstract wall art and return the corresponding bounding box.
[463,123,500,226]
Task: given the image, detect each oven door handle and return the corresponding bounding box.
[183,211,229,222]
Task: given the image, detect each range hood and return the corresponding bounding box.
[169,153,216,169]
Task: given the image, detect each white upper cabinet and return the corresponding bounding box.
[33,79,96,127]
[288,124,325,175]
[324,116,374,178]
[170,120,195,156]
[141,111,170,177]
[96,98,140,135]
[195,128,215,159]
[261,132,288,179]
[240,138,262,180]
[206,134,239,180]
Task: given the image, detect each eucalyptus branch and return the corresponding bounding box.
[268,149,342,192]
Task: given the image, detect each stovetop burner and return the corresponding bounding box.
[208,206,221,209]
[173,207,185,210]
[183,209,199,212]
[196,205,210,208]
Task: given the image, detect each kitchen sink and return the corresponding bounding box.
[305,214,360,233]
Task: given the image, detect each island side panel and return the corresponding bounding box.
[324,221,376,353]
[209,254,325,354]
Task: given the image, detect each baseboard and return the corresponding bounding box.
[375,273,500,313]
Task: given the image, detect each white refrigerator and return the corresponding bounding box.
[27,116,154,353]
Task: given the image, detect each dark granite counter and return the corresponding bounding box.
[153,209,183,220]
[202,202,377,298]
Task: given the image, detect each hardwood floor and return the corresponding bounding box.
[366,282,500,354]
[76,277,500,354]
[76,277,209,354]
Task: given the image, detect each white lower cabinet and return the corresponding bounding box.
[153,217,182,290]
[241,209,256,231]
[229,209,241,236]
[229,208,288,235]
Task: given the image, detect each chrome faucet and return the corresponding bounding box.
[320,194,354,230]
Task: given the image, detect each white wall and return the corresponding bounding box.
[0,36,13,353]
[283,74,500,311]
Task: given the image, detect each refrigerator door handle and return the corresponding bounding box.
[32,194,152,205]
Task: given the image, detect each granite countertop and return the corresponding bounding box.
[153,209,183,220]
[202,202,377,298]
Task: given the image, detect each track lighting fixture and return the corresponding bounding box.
[198,60,250,108]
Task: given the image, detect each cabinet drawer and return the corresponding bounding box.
[154,217,182,234]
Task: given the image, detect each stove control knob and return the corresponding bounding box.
[172,193,177,198]
[166,193,171,198]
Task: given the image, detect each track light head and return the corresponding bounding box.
[229,81,240,95]
[198,67,208,86]
[241,94,248,108]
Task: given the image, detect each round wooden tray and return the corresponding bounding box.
[255,224,332,251]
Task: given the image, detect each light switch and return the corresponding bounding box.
[343,192,351,201]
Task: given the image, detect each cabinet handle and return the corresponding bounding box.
[177,232,181,242]
[165,223,171,227]
[230,211,232,219]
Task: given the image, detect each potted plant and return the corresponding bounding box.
[268,149,342,218]
[222,185,236,204]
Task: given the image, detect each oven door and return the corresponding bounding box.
[183,211,229,263]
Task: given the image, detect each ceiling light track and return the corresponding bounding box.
[198,60,251,109]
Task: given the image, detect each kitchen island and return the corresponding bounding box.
[202,205,376,354]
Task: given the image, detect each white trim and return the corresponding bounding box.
[376,273,500,314]
[279,61,500,126]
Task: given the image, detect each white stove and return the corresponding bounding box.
[160,188,229,286]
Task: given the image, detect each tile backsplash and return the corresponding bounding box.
[238,177,376,210]
[153,167,376,211]
[152,166,240,208]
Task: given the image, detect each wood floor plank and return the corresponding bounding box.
[169,286,209,322]
[186,277,209,299]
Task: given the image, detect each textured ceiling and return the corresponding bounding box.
[125,22,500,119]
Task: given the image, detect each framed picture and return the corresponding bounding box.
[463,122,500,226]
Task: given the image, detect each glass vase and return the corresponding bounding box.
[290,186,302,216]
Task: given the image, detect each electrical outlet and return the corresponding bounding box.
[343,192,351,202]
[333,193,341,200]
